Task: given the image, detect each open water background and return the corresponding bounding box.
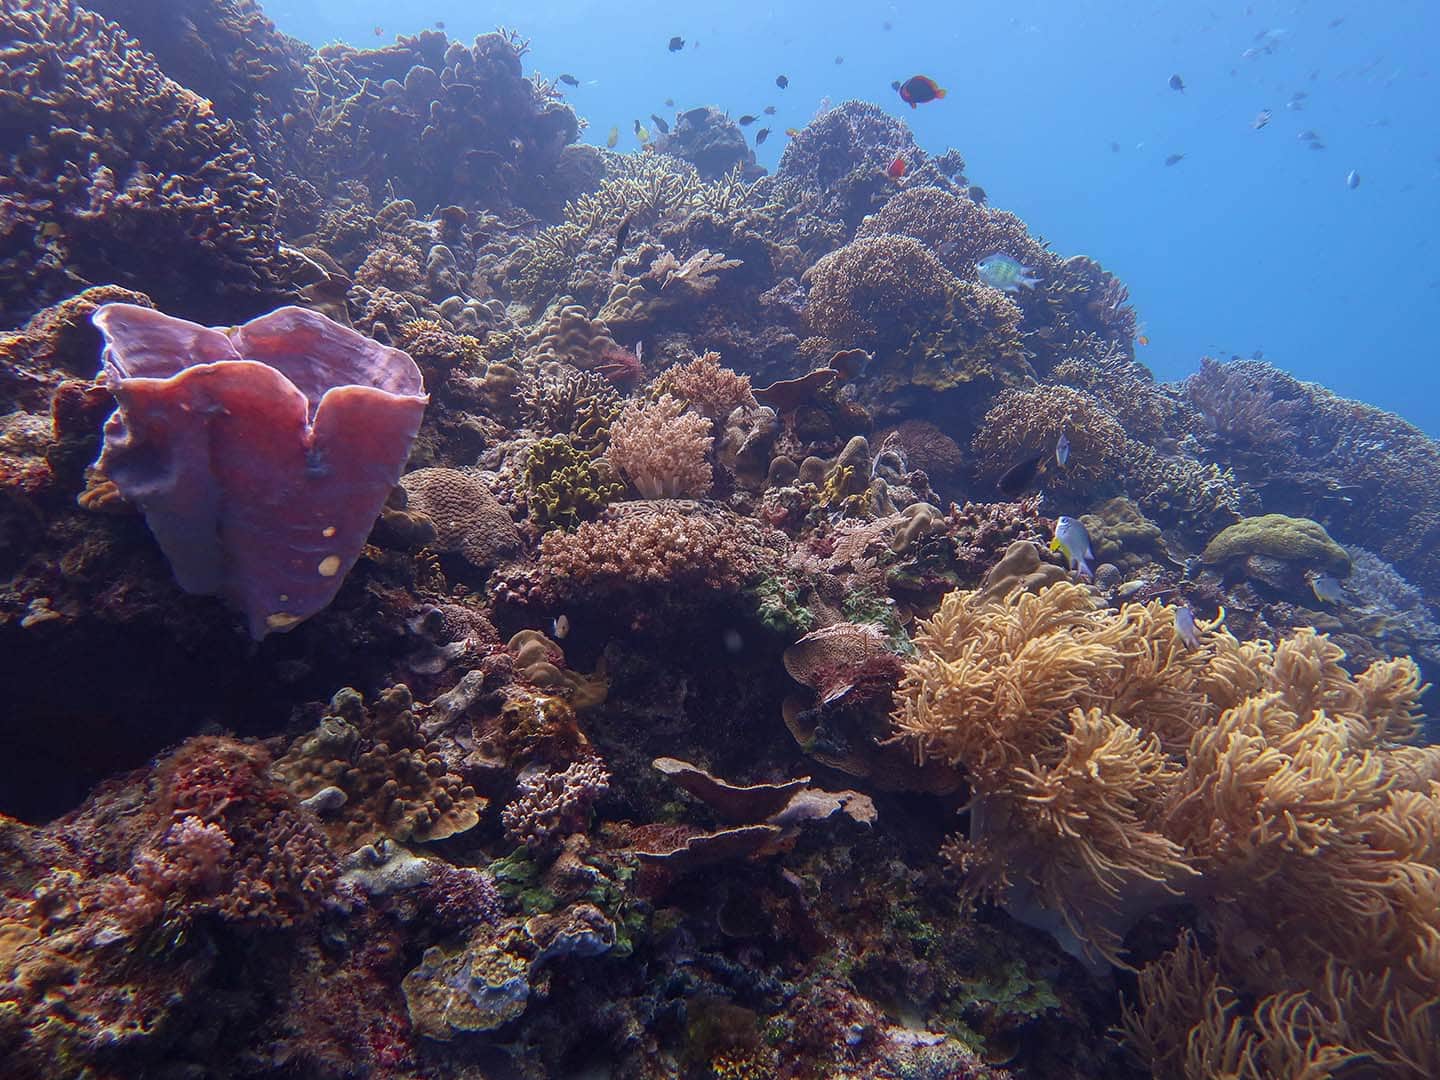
[272,0,1440,435]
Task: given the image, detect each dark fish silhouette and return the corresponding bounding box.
[997,453,1045,497]
[738,114,757,126]
[897,75,946,107]
[613,214,632,261]
[558,74,580,87]
[650,113,670,134]
[967,185,988,205]
[1165,153,1185,166]
[668,36,684,52]
[775,74,789,89]
[682,107,709,125]
[1169,74,1186,92]
[763,105,776,115]
[755,127,771,145]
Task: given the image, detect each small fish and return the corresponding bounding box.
[997,453,1045,497]
[634,120,650,142]
[650,113,670,134]
[1346,170,1360,189]
[887,155,907,179]
[835,55,844,65]
[1252,109,1272,130]
[558,74,580,88]
[755,127,771,145]
[553,614,571,639]
[668,36,685,52]
[775,75,789,89]
[897,75,945,108]
[1169,74,1186,92]
[1055,431,1070,468]
[1050,516,1094,578]
[1138,334,1150,346]
[664,98,675,108]
[976,252,1040,293]
[784,127,801,137]
[967,185,988,205]
[763,105,776,115]
[434,20,444,29]
[1174,605,1201,649]
[1109,140,1121,153]
[606,126,619,148]
[1165,153,1186,166]
[738,114,757,126]
[1310,574,1346,605]
[373,25,383,36]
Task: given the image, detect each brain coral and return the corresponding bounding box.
[0,1,289,326]
[399,467,523,569]
[803,234,957,348]
[1201,513,1351,575]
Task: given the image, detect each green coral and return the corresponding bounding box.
[524,436,624,531]
[1079,496,1164,568]
[1202,513,1350,574]
[747,574,816,635]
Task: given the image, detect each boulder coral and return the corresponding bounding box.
[1201,513,1350,575]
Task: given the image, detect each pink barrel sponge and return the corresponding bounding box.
[91,304,428,638]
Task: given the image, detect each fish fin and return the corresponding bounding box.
[1049,537,1063,553]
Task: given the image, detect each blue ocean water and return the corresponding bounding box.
[273,0,1440,435]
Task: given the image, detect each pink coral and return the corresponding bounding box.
[502,760,612,850]
[606,394,714,499]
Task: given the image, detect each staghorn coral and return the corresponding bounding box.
[606,394,714,499]
[398,466,523,570]
[275,685,485,847]
[0,1,291,326]
[971,384,1128,498]
[523,435,624,530]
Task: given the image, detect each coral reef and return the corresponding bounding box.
[1,6,1436,1078]
[0,1,291,327]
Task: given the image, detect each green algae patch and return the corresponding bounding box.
[1202,513,1350,574]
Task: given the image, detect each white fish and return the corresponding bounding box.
[1174,604,1201,649]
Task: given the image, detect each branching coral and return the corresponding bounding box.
[502,761,612,852]
[653,351,757,422]
[523,435,624,530]
[971,385,1128,497]
[802,233,956,348]
[606,394,714,499]
[0,1,290,325]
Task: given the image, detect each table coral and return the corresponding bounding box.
[275,685,485,847]
[0,1,290,326]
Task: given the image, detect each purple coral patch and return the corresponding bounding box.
[92,303,427,638]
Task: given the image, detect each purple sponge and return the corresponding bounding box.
[91,304,428,638]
